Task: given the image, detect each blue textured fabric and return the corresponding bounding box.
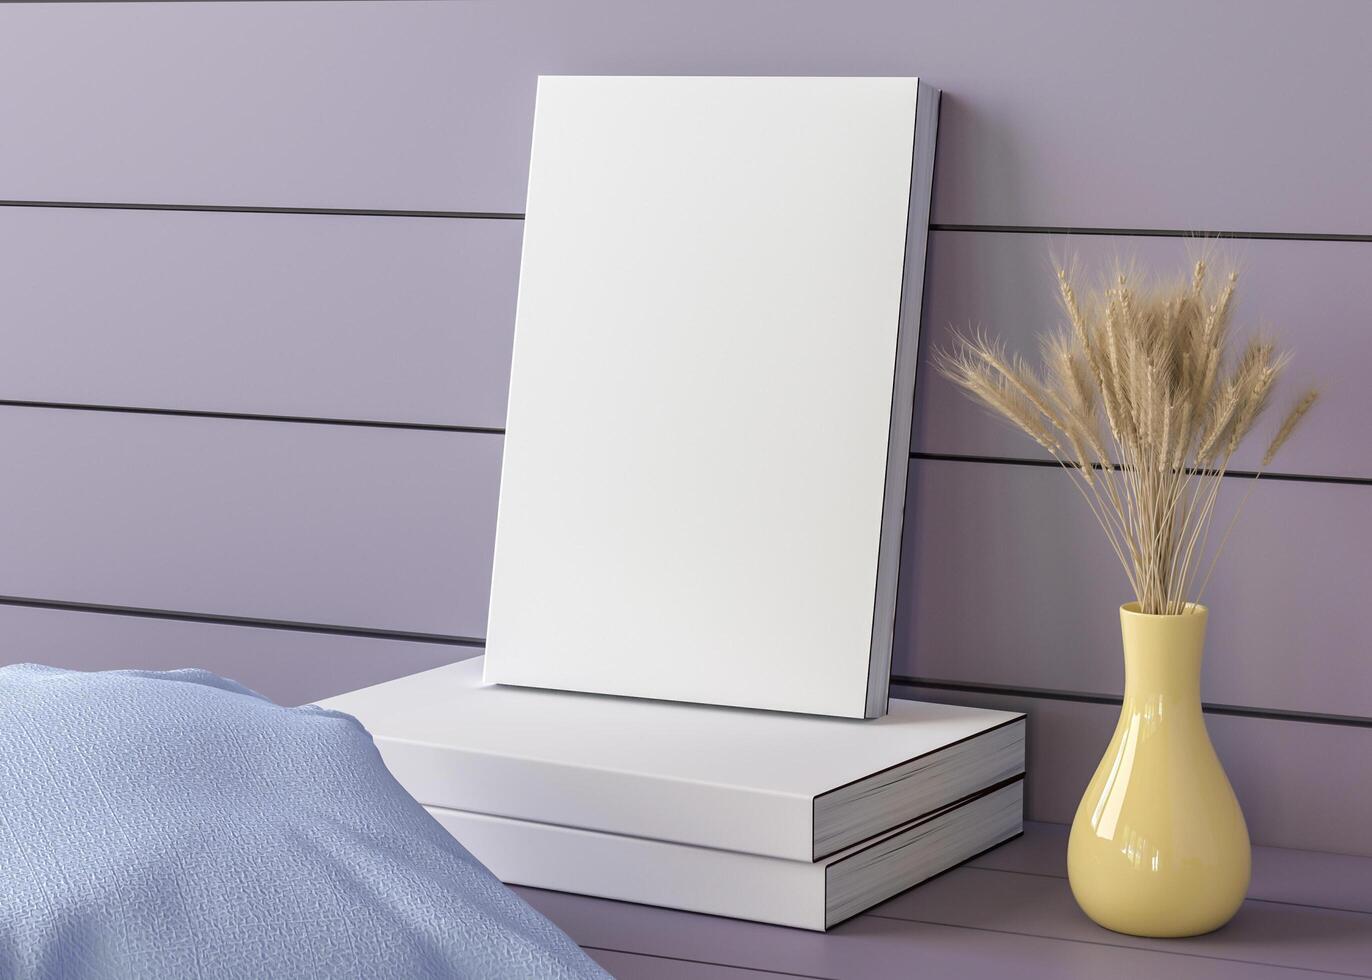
[0,664,609,980]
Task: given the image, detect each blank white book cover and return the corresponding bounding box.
[484,75,939,718]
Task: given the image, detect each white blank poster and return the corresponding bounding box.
[484,76,939,718]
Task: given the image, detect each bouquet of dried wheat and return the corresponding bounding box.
[936,260,1318,615]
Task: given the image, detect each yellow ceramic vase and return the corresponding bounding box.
[1067,603,1250,937]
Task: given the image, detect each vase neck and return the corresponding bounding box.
[1120,606,1208,709]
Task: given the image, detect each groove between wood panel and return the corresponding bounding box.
[0,400,505,435]
[1,402,1363,488]
[4,594,1368,729]
[0,595,484,647]
[4,199,1372,243]
[0,200,522,220]
[891,676,1372,730]
[869,861,1372,976]
[972,866,1372,918]
[581,946,833,980]
[911,451,1372,488]
[968,824,1372,912]
[6,390,1366,487]
[860,909,1372,980]
[931,223,1372,244]
[14,1,457,4]
[0,601,474,706]
[525,886,1356,980]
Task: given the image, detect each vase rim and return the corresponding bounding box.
[1120,601,1208,618]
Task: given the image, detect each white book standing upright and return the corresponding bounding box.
[485,75,941,718]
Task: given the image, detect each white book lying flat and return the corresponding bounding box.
[430,778,1024,931]
[321,657,1025,861]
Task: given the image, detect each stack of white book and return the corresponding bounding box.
[322,658,1024,931]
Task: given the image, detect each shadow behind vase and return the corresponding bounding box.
[1067,603,1250,937]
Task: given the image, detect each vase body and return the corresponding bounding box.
[1068,603,1250,937]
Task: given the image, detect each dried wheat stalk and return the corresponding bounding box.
[936,260,1319,615]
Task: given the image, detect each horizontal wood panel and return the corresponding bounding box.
[0,2,519,213]
[899,683,1372,856]
[532,829,1370,976]
[0,207,521,428]
[0,408,500,636]
[878,862,1372,975]
[585,948,803,980]
[971,823,1372,915]
[3,1,1371,232]
[914,231,1372,479]
[521,887,1332,980]
[895,458,1372,718]
[0,604,473,707]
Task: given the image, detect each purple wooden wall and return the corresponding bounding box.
[1,0,1367,855]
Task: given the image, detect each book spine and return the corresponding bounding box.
[376,737,814,860]
[813,716,1025,859]
[428,806,828,931]
[865,79,941,719]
